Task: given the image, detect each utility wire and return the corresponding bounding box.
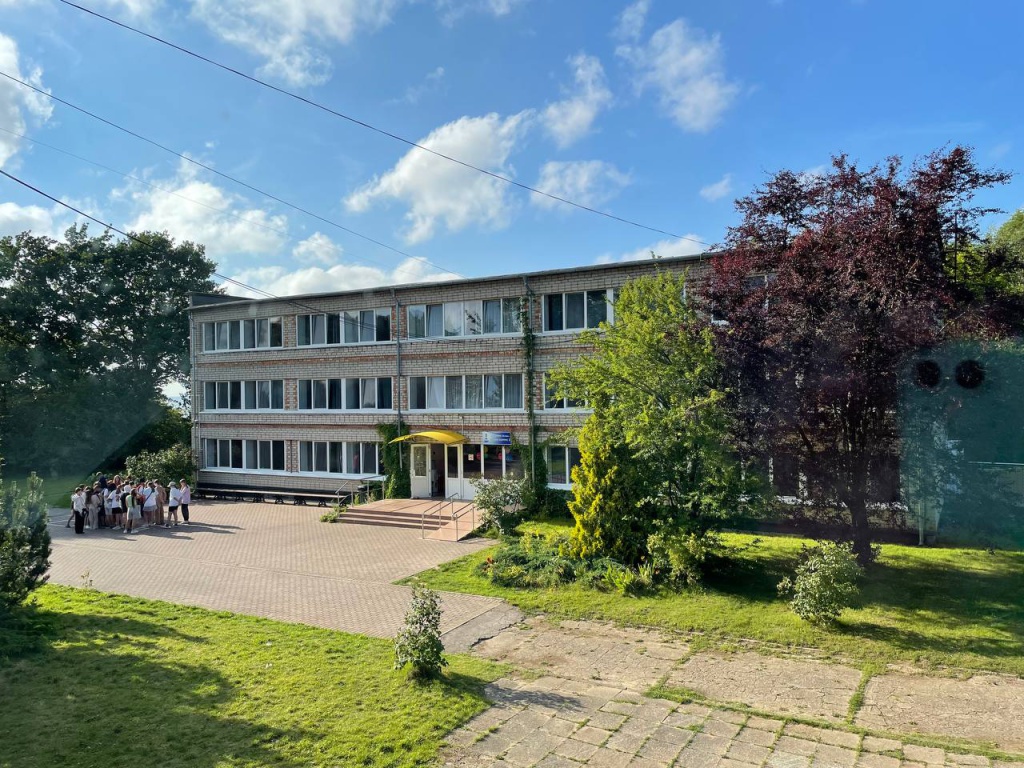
[58,0,706,246]
[0,71,468,280]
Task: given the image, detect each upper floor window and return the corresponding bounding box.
[543,374,586,410]
[408,374,523,411]
[298,441,382,475]
[201,318,283,352]
[297,377,393,411]
[543,290,611,332]
[203,380,284,411]
[296,309,391,346]
[407,298,521,339]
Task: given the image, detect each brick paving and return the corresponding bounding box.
[46,500,503,638]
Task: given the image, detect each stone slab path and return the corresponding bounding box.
[449,618,1024,765]
[45,501,505,640]
[667,652,864,723]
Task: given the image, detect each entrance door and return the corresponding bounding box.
[446,445,462,499]
[410,445,430,498]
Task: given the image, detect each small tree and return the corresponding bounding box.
[377,421,411,499]
[778,542,863,625]
[551,272,752,567]
[471,475,526,535]
[394,582,447,679]
[0,472,52,611]
[124,444,195,484]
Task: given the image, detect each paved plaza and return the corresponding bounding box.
[46,500,505,639]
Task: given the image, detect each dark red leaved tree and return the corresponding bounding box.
[705,147,1011,563]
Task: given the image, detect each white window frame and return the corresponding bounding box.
[296,440,382,477]
[406,374,525,412]
[202,438,285,472]
[296,308,392,347]
[296,377,394,411]
[406,297,523,340]
[201,318,282,352]
[203,380,285,412]
[541,373,589,411]
[545,444,582,489]
[541,289,613,334]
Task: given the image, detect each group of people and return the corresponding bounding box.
[69,473,192,535]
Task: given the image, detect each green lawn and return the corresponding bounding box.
[0,586,502,768]
[409,522,1024,677]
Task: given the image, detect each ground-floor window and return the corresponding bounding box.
[202,439,285,471]
[298,441,383,475]
[546,445,582,486]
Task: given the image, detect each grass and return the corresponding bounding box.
[408,521,1024,677]
[0,586,503,768]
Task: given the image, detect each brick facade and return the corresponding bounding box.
[190,254,711,494]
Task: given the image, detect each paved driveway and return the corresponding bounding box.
[46,501,504,639]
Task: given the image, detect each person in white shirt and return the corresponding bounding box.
[72,486,86,534]
[142,482,157,527]
[166,481,181,527]
[105,484,119,529]
[179,479,192,524]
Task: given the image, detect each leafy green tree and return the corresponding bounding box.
[551,272,752,566]
[0,225,218,476]
[0,472,51,611]
[124,444,196,485]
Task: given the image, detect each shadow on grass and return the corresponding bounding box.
[0,600,315,768]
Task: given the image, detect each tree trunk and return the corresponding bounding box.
[847,492,873,566]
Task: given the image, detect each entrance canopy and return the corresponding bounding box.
[390,430,467,446]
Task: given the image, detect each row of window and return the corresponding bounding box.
[204,380,285,411]
[298,441,383,475]
[201,291,616,354]
[297,378,393,411]
[202,318,284,351]
[202,439,286,471]
[297,309,392,346]
[408,374,524,411]
[407,298,522,339]
[200,375,585,412]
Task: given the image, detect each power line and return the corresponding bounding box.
[57,0,707,246]
[0,71,468,281]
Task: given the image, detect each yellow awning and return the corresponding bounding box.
[389,430,467,446]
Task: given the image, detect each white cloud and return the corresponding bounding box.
[227,255,451,298]
[531,160,630,211]
[189,0,401,87]
[617,17,738,132]
[0,201,69,238]
[292,231,342,266]
[597,235,705,264]
[120,158,288,260]
[95,0,163,16]
[393,65,445,105]
[699,173,732,202]
[614,0,650,41]
[541,54,613,149]
[0,33,53,168]
[345,111,532,244]
[435,0,527,24]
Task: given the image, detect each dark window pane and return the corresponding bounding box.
[345,378,360,410]
[329,442,344,474]
[204,382,216,410]
[229,381,242,409]
[244,380,256,409]
[298,380,311,410]
[565,293,585,329]
[447,445,459,477]
[376,309,391,341]
[545,378,562,409]
[245,440,258,469]
[361,443,377,475]
[203,323,215,351]
[269,318,282,347]
[216,322,229,349]
[326,314,341,344]
[483,445,503,479]
[505,448,523,478]
[344,311,359,343]
[272,441,285,471]
[299,442,312,472]
[218,440,230,467]
[360,378,376,409]
[313,380,327,409]
[377,378,392,410]
[228,321,241,349]
[483,300,501,334]
[231,440,243,469]
[271,380,284,409]
[257,319,270,348]
[297,315,311,346]
[328,379,343,409]
[410,377,426,410]
[503,374,522,409]
[314,442,327,473]
[545,294,563,331]
[568,447,581,482]
[257,380,271,409]
[217,382,229,409]
[548,446,567,484]
[311,315,326,345]
[462,444,481,478]
[242,319,256,348]
[259,441,271,469]
[586,290,607,328]
[446,376,463,409]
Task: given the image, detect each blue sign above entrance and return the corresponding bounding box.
[482,431,512,446]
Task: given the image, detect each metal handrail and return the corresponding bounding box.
[421,492,460,537]
[453,500,479,542]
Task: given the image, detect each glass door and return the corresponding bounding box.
[446,445,462,499]
[410,445,430,498]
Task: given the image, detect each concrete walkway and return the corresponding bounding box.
[444,617,1024,766]
[46,500,506,640]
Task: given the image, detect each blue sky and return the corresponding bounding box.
[0,0,1021,297]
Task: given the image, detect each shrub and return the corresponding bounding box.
[648,530,724,586]
[0,472,52,611]
[320,503,345,523]
[478,531,580,589]
[778,542,863,624]
[124,444,195,485]
[394,582,448,679]
[471,476,526,535]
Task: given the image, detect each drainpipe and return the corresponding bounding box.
[392,287,403,470]
[189,305,199,479]
[523,276,535,486]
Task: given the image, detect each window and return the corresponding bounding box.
[201,439,282,471]
[543,374,585,409]
[329,379,343,410]
[407,298,522,338]
[297,309,392,346]
[201,318,282,351]
[407,375,524,410]
[377,378,393,410]
[203,381,216,410]
[243,381,256,410]
[313,379,327,409]
[229,381,242,410]
[345,378,360,410]
[360,378,376,409]
[547,445,582,486]
[483,445,503,479]
[543,290,612,332]
[298,378,393,410]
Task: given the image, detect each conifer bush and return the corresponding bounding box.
[394,582,447,679]
[0,472,51,611]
